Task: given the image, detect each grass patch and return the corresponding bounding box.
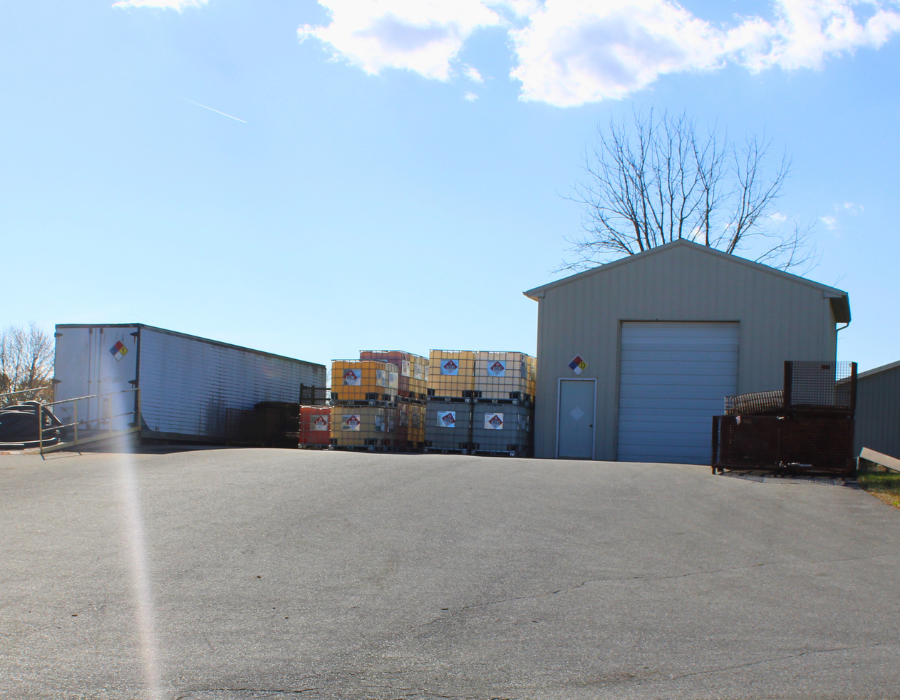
[858,472,900,509]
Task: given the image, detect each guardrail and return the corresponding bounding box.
[0,386,52,409]
[37,388,142,455]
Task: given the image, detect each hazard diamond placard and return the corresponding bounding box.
[440,359,459,376]
[484,412,504,430]
[568,355,588,375]
[109,341,128,361]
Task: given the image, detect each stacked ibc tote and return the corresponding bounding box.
[329,352,428,451]
[425,350,535,457]
[298,385,330,448]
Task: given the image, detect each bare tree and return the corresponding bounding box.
[564,109,815,271]
[0,323,54,402]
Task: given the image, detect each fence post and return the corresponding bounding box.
[38,403,44,456]
[783,361,794,410]
[711,416,719,473]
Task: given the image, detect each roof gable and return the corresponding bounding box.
[523,240,850,322]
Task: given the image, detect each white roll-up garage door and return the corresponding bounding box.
[617,322,739,464]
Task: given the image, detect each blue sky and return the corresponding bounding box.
[3,0,899,372]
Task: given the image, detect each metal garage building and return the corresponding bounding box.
[854,361,900,460]
[524,240,851,464]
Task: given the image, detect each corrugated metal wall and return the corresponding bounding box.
[854,362,900,460]
[139,327,326,440]
[530,242,841,461]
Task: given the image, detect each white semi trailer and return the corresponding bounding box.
[53,324,326,443]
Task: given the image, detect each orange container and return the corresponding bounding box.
[427,350,476,398]
[298,406,331,446]
[330,360,399,402]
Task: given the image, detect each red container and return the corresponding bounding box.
[299,406,331,446]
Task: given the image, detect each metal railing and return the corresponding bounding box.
[0,386,52,408]
[37,388,141,455]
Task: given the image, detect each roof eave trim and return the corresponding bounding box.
[523,239,849,299]
[828,295,851,324]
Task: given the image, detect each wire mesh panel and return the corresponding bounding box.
[424,401,474,452]
[427,351,476,398]
[360,351,428,401]
[330,405,397,449]
[474,351,534,402]
[526,355,537,401]
[393,402,426,449]
[298,406,331,447]
[784,361,857,413]
[299,384,328,406]
[330,360,399,403]
[471,404,533,456]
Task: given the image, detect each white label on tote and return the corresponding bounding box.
[485,413,504,430]
[343,414,361,431]
[343,369,361,386]
[312,415,329,431]
[437,411,456,428]
[440,359,459,376]
[487,360,506,377]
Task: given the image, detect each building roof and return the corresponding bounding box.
[523,239,851,323]
[857,360,900,381]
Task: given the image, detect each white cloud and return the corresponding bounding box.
[820,215,838,229]
[463,64,484,83]
[298,0,900,105]
[510,0,725,105]
[769,212,788,223]
[298,1,503,81]
[841,201,864,214]
[112,0,206,9]
[511,0,900,105]
[464,91,480,100]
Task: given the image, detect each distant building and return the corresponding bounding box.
[524,240,851,464]
[854,361,900,460]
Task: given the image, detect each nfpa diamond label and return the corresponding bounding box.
[109,341,128,361]
[568,355,587,375]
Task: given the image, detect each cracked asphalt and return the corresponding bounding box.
[2,449,899,700]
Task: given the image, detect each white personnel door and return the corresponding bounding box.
[617,322,739,464]
[558,379,595,459]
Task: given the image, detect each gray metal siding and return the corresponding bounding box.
[532,243,840,460]
[854,364,900,460]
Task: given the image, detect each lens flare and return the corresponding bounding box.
[117,435,163,700]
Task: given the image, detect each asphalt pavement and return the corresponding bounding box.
[2,448,899,700]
